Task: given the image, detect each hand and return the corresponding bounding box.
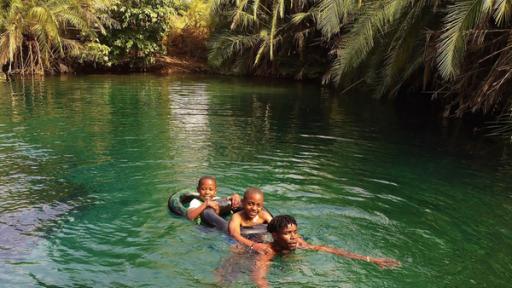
[252,243,272,255]
[229,194,241,209]
[205,199,220,214]
[370,257,401,269]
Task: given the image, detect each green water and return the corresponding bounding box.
[0,75,511,287]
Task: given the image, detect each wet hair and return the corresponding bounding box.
[267,215,297,233]
[197,176,216,188]
[243,187,263,199]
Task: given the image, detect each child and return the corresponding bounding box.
[228,187,273,254]
[187,176,241,232]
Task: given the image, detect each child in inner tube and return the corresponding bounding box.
[228,187,273,254]
[187,176,241,232]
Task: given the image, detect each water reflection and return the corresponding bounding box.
[168,81,211,176]
[1,75,512,287]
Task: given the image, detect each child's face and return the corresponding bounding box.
[273,224,299,250]
[242,192,264,219]
[197,179,217,200]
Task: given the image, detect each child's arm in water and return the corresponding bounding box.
[186,199,219,220]
[228,212,272,254]
[298,238,400,268]
[251,249,274,288]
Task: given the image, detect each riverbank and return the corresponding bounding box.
[152,55,208,74]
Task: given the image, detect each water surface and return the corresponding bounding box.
[1,75,511,287]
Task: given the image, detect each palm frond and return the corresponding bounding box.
[494,0,512,26]
[325,0,414,85]
[208,32,262,66]
[269,0,280,60]
[437,0,487,80]
[253,0,261,19]
[231,9,257,30]
[254,40,268,65]
[378,7,425,97]
[61,38,82,56]
[291,11,314,25]
[231,0,249,29]
[316,0,358,39]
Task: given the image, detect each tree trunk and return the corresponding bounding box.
[29,41,34,75]
[20,43,25,75]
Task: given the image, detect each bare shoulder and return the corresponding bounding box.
[230,211,242,222]
[262,210,273,222]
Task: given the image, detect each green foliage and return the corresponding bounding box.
[210,0,512,121]
[76,42,112,67]
[209,0,328,79]
[101,0,177,70]
[437,0,484,80]
[165,0,212,59]
[174,0,211,32]
[0,0,113,74]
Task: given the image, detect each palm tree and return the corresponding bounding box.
[210,0,512,119]
[0,0,113,75]
[209,0,326,79]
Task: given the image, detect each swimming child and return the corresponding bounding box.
[251,215,401,287]
[228,187,273,254]
[187,176,241,232]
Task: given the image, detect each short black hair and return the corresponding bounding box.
[267,215,297,233]
[197,176,216,187]
[243,187,263,198]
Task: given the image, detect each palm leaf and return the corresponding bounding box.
[494,0,512,26]
[437,0,487,80]
[316,0,358,39]
[377,0,428,97]
[325,0,414,85]
[269,0,280,60]
[208,32,262,66]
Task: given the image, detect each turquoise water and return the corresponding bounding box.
[0,75,511,287]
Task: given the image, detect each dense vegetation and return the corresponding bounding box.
[0,0,114,74]
[209,0,512,120]
[1,0,512,128]
[0,0,188,73]
[100,0,176,71]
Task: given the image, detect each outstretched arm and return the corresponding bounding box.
[300,239,400,268]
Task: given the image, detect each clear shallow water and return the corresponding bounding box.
[0,75,511,287]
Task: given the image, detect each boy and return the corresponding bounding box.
[228,188,273,253]
[187,176,241,232]
[252,215,401,288]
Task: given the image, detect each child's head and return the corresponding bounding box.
[267,215,296,234]
[241,187,264,219]
[197,176,217,200]
[267,215,299,250]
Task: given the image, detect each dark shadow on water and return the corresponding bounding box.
[215,245,259,286]
[0,183,96,260]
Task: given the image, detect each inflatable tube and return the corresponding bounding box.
[240,224,268,235]
[168,191,232,217]
[168,191,270,237]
